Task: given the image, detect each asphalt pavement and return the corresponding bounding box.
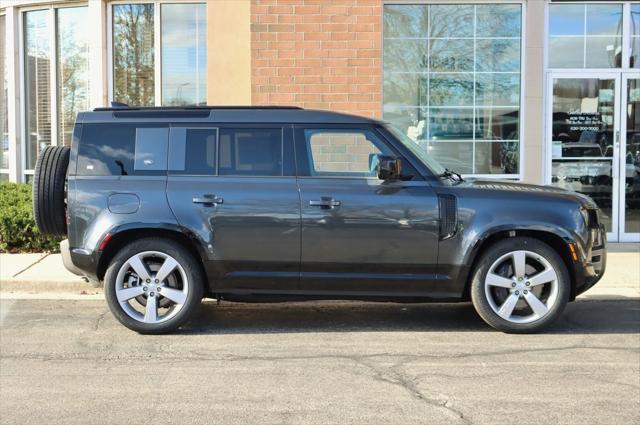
[1,297,639,424]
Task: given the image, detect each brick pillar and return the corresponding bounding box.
[250,0,382,118]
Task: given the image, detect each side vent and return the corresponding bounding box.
[438,194,458,240]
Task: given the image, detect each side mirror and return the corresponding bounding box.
[376,155,402,180]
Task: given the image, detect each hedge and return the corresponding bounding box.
[0,182,62,253]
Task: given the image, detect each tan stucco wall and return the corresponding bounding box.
[206,0,251,105]
[522,0,546,185]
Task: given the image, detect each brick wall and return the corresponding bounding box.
[250,0,382,118]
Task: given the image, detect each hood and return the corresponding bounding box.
[459,178,598,208]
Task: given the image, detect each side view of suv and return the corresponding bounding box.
[33,106,606,334]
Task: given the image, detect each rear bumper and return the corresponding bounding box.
[60,239,100,286]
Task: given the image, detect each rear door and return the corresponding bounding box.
[294,125,441,295]
[166,124,300,291]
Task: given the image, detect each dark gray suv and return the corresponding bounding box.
[33,106,606,334]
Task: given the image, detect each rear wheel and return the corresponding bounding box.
[470,237,570,333]
[32,145,70,236]
[104,238,204,334]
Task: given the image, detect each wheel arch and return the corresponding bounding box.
[461,228,577,301]
[96,225,208,282]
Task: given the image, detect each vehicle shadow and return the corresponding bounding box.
[180,296,640,335]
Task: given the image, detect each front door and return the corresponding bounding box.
[620,73,640,242]
[166,125,301,290]
[548,73,622,241]
[294,125,442,295]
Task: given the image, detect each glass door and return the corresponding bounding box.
[547,73,621,240]
[620,73,640,242]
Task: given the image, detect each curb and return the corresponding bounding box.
[0,279,100,294]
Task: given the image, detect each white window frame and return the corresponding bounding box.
[0,10,8,178]
[381,0,527,180]
[19,2,88,179]
[107,0,207,108]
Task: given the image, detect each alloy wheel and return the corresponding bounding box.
[114,251,189,324]
[484,250,559,324]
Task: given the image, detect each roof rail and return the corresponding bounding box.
[93,105,304,112]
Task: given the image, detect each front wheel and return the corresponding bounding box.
[104,238,204,334]
[470,237,570,333]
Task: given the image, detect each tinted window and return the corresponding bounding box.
[218,128,282,176]
[169,127,216,175]
[304,129,393,177]
[78,123,168,176]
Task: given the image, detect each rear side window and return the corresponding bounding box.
[218,128,282,176]
[77,124,168,176]
[169,128,217,175]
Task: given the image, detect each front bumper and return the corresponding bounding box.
[574,224,607,297]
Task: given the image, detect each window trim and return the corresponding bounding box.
[381,1,526,180]
[107,0,207,108]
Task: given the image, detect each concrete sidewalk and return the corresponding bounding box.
[1,244,639,298]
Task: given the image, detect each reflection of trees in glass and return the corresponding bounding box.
[57,7,90,146]
[25,10,51,170]
[113,4,154,106]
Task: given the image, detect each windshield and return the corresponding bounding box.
[383,123,446,176]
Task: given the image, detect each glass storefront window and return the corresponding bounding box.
[550,78,616,231]
[57,7,90,146]
[632,4,640,68]
[113,4,155,106]
[383,4,522,175]
[624,78,640,234]
[549,4,623,68]
[1,14,8,176]
[24,10,51,170]
[112,2,207,107]
[161,3,206,106]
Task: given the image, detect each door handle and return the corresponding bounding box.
[309,197,341,209]
[192,194,224,205]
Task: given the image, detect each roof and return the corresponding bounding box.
[79,106,381,125]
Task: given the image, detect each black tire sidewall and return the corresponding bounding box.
[32,145,70,236]
[470,237,570,333]
[104,238,204,334]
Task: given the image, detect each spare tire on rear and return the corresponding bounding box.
[33,145,70,236]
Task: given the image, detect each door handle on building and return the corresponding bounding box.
[193,194,224,205]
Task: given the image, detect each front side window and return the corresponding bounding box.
[112,2,207,107]
[383,4,522,176]
[548,3,623,69]
[304,129,393,177]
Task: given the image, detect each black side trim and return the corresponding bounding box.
[438,194,458,240]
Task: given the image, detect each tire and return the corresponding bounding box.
[104,238,205,334]
[32,145,70,236]
[470,237,570,333]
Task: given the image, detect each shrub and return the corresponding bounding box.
[0,182,62,253]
